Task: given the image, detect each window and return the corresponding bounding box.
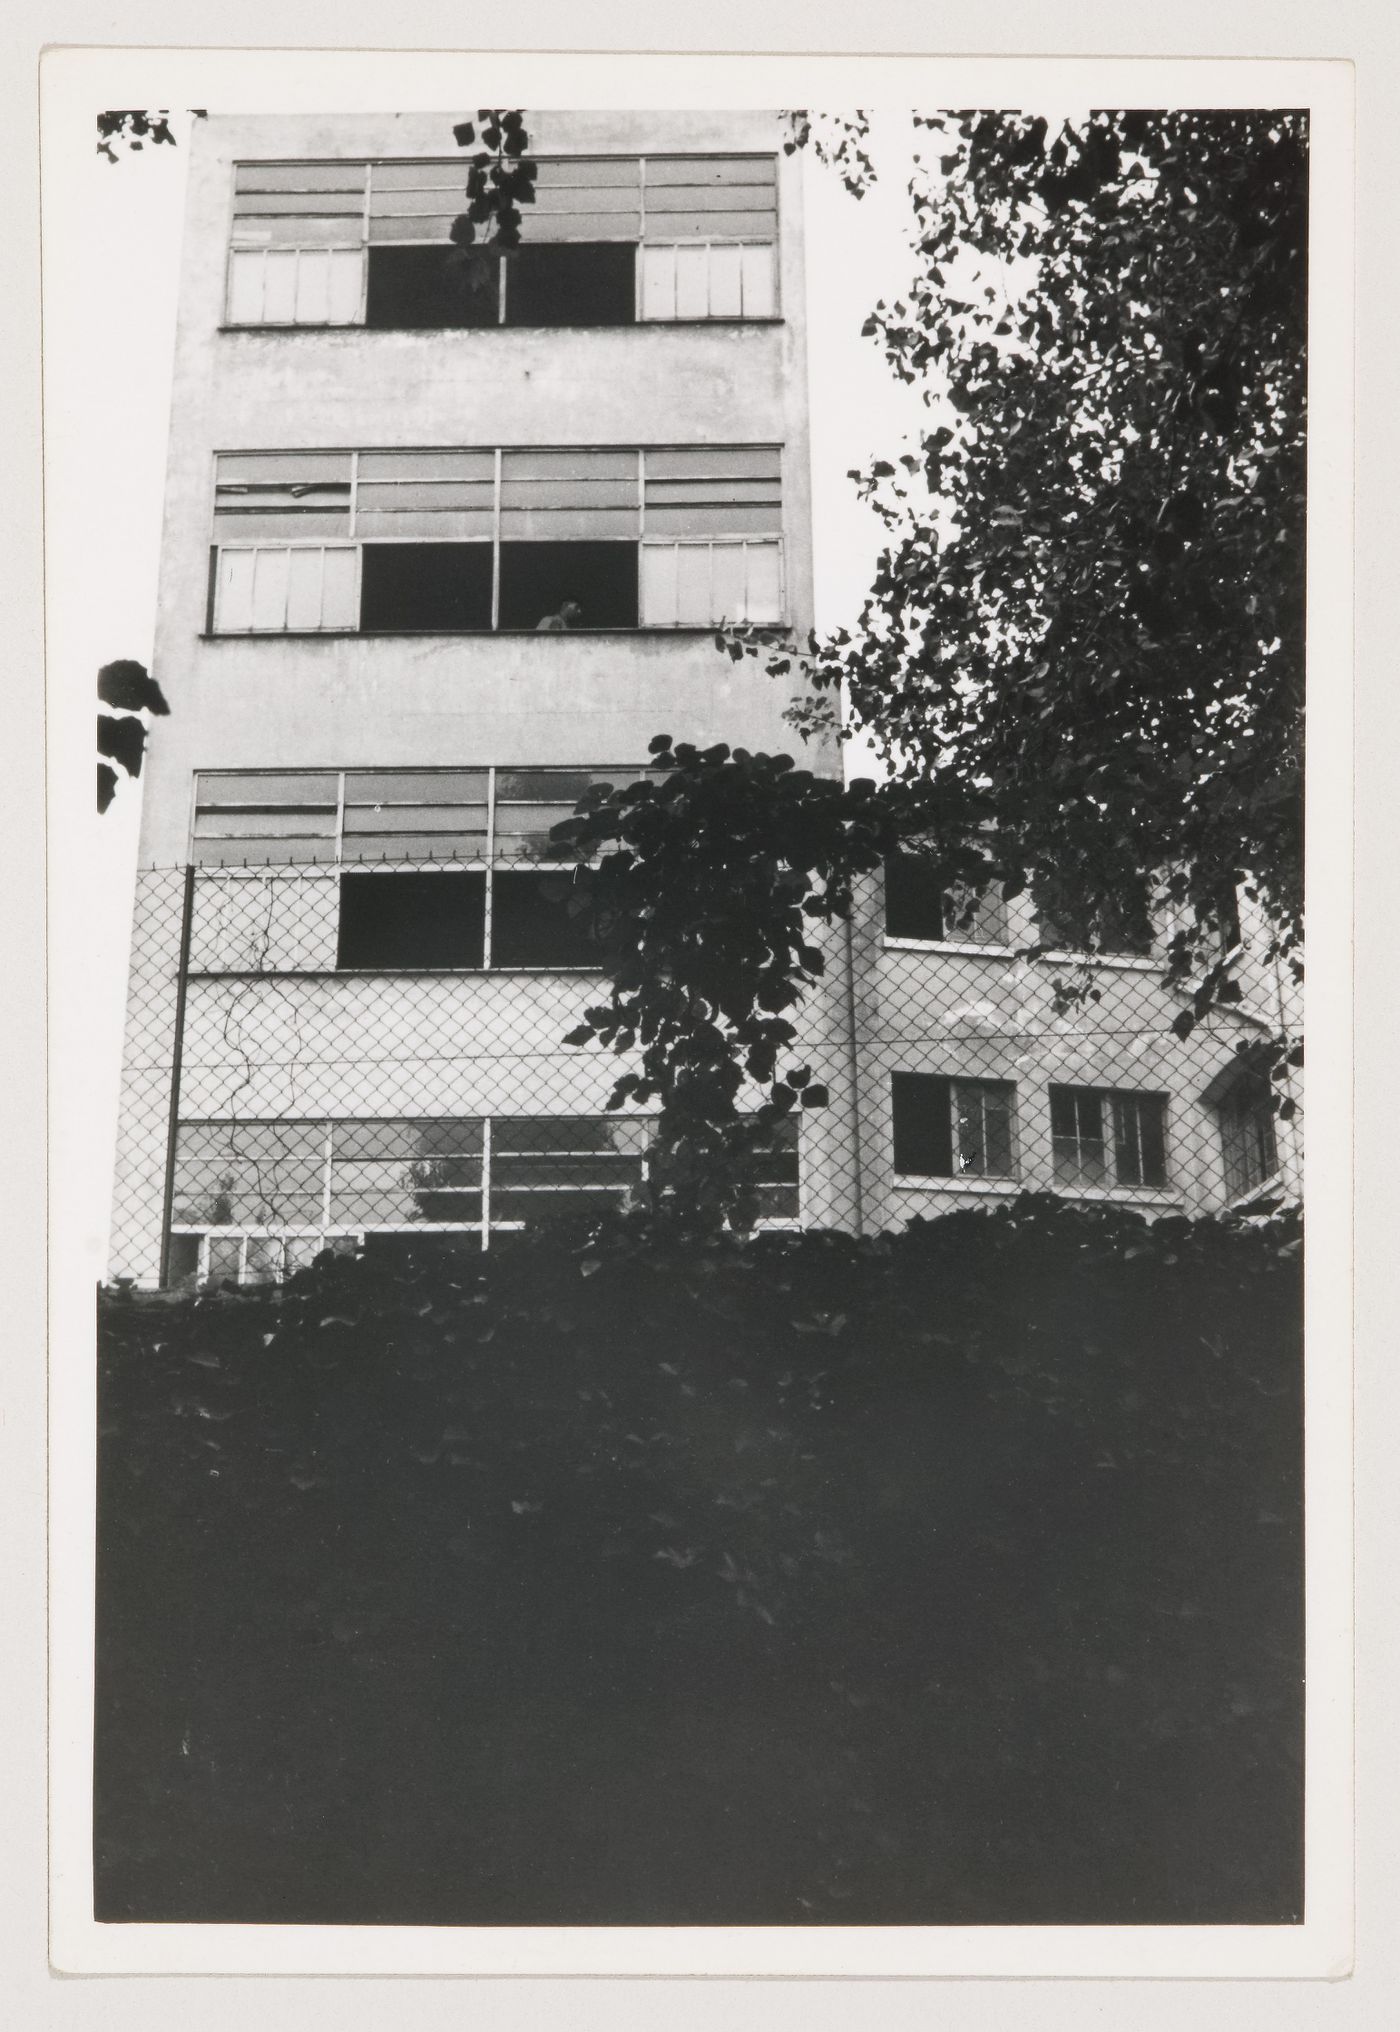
[228,154,778,329]
[337,869,486,970]
[227,163,368,324]
[169,1115,651,1271]
[503,242,637,326]
[192,766,640,971]
[1034,886,1154,957]
[1049,1087,1169,1190]
[210,446,782,632]
[169,1114,798,1277]
[890,1074,1017,1180]
[882,853,1009,945]
[1217,1072,1279,1200]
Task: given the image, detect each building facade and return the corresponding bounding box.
[109,111,1300,1288]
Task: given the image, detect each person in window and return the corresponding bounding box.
[535,598,583,632]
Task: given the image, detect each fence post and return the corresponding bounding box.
[157,864,196,1287]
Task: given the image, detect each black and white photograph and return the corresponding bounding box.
[35,40,1355,1985]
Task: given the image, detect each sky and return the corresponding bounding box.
[45,91,934,1268]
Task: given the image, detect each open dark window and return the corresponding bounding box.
[359,543,493,631]
[337,870,485,970]
[491,869,619,969]
[496,541,638,630]
[884,853,948,940]
[365,245,501,329]
[884,852,1008,945]
[503,243,636,326]
[891,1073,1017,1180]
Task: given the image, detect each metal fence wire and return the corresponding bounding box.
[109,859,1303,1288]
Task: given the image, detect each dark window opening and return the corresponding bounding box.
[891,1073,954,1177]
[497,541,638,630]
[362,1231,483,1268]
[491,868,620,970]
[365,245,501,329]
[337,870,485,971]
[884,853,948,941]
[503,243,637,327]
[360,543,493,631]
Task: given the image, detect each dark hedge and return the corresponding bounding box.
[95,1197,1303,1926]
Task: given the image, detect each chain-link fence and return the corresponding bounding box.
[109,860,1302,1287]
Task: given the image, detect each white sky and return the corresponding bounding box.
[49,100,932,1264]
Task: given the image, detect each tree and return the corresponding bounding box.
[555,110,1307,1225]
[759,110,1307,1023]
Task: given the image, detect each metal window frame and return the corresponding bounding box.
[226,151,780,326]
[209,444,785,633]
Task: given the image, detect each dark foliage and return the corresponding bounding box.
[553,738,995,1230]
[449,108,536,251]
[96,111,178,162]
[771,111,1307,1013]
[96,660,167,813]
[95,1199,1302,1924]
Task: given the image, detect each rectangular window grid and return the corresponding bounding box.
[890,1073,1018,1181]
[1219,1078,1280,1200]
[169,1113,800,1273]
[210,446,784,632]
[1050,1087,1170,1190]
[227,154,779,326]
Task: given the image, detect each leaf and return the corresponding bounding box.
[98,659,169,715]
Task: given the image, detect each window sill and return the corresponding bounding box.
[200,627,789,641]
[186,967,611,981]
[218,319,787,335]
[1048,1185,1183,1207]
[1224,1173,1286,1212]
[883,937,1011,958]
[1033,950,1161,972]
[892,1176,1021,1195]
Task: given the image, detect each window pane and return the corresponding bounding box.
[328,247,365,322]
[364,244,500,328]
[710,542,746,623]
[215,548,256,631]
[337,870,486,970]
[491,868,618,968]
[334,1119,484,1161]
[359,542,493,630]
[320,546,359,628]
[674,544,713,624]
[262,250,298,322]
[640,244,676,319]
[285,547,325,629]
[496,541,638,630]
[674,244,709,318]
[250,548,291,630]
[744,541,782,622]
[294,249,331,324]
[890,1072,953,1177]
[1112,1095,1144,1185]
[503,243,636,326]
[740,242,776,316]
[1137,1097,1168,1187]
[884,853,946,941]
[708,243,743,315]
[206,1238,244,1284]
[227,250,264,323]
[640,543,678,624]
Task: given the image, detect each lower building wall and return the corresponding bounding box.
[109,866,1301,1285]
